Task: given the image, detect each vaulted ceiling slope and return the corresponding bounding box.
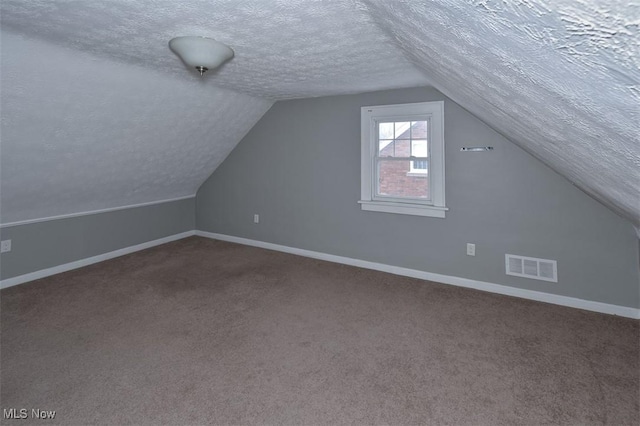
[0,33,273,224]
[1,1,638,228]
[360,0,639,228]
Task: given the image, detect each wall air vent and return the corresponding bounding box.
[505,254,557,283]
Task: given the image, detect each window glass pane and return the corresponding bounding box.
[411,121,427,138]
[377,159,430,200]
[378,121,429,158]
[411,139,428,158]
[394,139,410,157]
[394,122,412,139]
[378,140,394,156]
[378,122,394,140]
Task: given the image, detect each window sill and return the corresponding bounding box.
[358,200,447,218]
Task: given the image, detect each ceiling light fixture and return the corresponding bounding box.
[169,36,234,76]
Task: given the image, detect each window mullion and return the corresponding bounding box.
[409,121,413,158]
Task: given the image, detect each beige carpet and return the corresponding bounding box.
[1,236,638,425]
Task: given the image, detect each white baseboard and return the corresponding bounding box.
[0,231,195,289]
[196,231,640,320]
[4,229,637,319]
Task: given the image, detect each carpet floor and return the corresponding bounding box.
[1,236,638,425]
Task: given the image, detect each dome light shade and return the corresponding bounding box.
[169,36,234,76]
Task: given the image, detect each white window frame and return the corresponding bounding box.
[359,101,447,218]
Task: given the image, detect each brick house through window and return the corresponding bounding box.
[377,121,429,199]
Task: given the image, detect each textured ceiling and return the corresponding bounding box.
[1,0,638,229]
[0,0,430,100]
[359,0,639,228]
[0,33,272,223]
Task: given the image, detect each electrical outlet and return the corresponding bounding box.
[1,239,12,253]
[253,214,259,224]
[466,243,475,256]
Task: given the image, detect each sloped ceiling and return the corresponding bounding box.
[361,0,639,228]
[0,33,274,223]
[1,0,638,229]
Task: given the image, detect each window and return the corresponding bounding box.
[410,159,428,174]
[359,101,447,218]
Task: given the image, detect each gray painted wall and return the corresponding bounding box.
[197,87,640,308]
[0,198,195,280]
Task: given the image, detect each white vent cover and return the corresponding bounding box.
[505,254,557,282]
